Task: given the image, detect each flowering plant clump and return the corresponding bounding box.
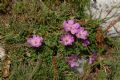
[24,19,100,76]
[1,1,116,80]
[61,19,90,47]
[27,35,43,47]
[60,19,95,70]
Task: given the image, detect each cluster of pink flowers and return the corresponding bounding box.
[60,19,90,46]
[27,19,90,48]
[27,35,43,48]
[63,20,80,35]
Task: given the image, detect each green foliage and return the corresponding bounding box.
[1,0,119,80]
[97,70,107,80]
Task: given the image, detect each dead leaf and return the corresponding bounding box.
[78,20,88,25]
[96,27,104,48]
[52,55,58,80]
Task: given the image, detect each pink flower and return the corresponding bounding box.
[63,20,80,34]
[71,23,80,34]
[88,52,97,64]
[63,20,74,32]
[60,34,74,46]
[76,27,88,40]
[66,55,79,68]
[82,39,90,47]
[27,35,43,47]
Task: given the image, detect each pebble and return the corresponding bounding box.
[0,46,6,60]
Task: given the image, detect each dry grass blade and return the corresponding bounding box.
[78,20,88,25]
[96,27,104,48]
[52,55,58,80]
[106,16,120,32]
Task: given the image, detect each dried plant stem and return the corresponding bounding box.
[106,16,120,32]
[96,27,104,48]
[103,8,114,21]
[52,55,58,80]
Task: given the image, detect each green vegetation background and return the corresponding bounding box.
[0,0,120,80]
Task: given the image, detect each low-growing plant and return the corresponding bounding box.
[0,0,119,80]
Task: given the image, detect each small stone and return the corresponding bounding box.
[0,46,6,60]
